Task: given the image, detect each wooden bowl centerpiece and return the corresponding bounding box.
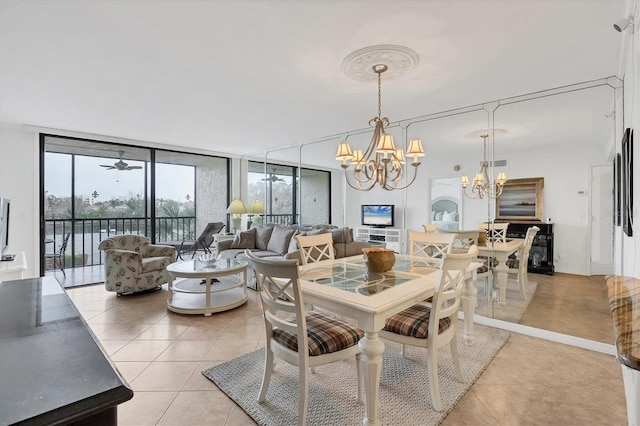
[362,247,396,273]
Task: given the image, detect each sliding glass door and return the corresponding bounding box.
[41,135,229,278]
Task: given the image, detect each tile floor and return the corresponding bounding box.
[66,278,628,426]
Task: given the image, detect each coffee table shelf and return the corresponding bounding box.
[166,258,248,316]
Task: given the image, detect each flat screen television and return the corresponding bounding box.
[0,197,10,255]
[361,204,394,228]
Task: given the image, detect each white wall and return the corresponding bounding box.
[0,125,39,278]
[344,125,607,275]
[619,3,640,279]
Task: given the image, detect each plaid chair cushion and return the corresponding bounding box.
[383,304,451,339]
[477,263,489,274]
[273,311,364,356]
[506,258,520,268]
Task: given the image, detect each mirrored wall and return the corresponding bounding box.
[244,77,621,344]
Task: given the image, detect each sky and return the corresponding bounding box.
[45,153,195,202]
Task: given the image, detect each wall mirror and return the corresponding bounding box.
[244,77,618,346]
[487,80,617,342]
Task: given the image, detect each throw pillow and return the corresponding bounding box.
[267,226,296,254]
[435,211,444,221]
[431,210,436,220]
[288,230,301,253]
[252,224,274,251]
[230,228,257,249]
[330,227,353,244]
[442,211,456,223]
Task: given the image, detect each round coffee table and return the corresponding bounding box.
[166,258,248,316]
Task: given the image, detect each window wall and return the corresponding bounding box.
[247,160,331,227]
[41,135,229,275]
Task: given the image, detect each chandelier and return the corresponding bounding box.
[335,64,425,191]
[460,134,508,199]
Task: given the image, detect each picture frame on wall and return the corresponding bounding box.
[622,128,634,237]
[614,153,621,227]
[496,177,544,222]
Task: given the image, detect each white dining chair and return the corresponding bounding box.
[408,230,455,267]
[448,230,492,303]
[244,250,363,426]
[477,222,510,243]
[295,233,335,265]
[422,223,439,233]
[379,245,477,411]
[506,226,540,298]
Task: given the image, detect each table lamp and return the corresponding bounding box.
[226,199,247,233]
[248,200,265,225]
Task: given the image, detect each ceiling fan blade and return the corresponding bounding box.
[126,166,143,170]
[100,165,116,169]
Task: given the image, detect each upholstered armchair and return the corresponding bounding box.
[98,235,177,295]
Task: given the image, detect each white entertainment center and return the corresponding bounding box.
[354,227,404,253]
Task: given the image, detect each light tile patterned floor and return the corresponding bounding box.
[66,281,628,425]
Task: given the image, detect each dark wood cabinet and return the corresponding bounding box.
[504,222,554,275]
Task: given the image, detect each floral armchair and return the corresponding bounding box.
[98,235,177,295]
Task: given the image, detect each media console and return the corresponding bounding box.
[355,227,403,253]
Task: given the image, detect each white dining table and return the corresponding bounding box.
[476,239,525,304]
[298,254,480,426]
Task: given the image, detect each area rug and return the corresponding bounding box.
[474,278,538,323]
[202,322,509,426]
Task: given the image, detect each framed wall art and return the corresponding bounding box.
[614,153,621,227]
[622,128,634,237]
[496,177,544,222]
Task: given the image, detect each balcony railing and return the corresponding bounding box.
[44,216,196,268]
[261,214,297,226]
[44,214,299,270]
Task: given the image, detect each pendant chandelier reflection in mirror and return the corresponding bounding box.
[336,59,425,191]
[460,134,508,199]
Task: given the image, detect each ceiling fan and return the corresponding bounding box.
[100,151,143,171]
[261,169,285,183]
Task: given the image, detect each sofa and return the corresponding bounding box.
[98,235,177,295]
[216,224,372,289]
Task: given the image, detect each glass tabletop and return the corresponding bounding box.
[301,256,438,296]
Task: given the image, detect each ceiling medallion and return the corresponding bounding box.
[342,45,420,82]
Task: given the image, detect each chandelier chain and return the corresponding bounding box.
[377,70,382,119]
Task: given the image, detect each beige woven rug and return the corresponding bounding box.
[202,322,509,426]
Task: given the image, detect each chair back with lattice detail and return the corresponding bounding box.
[244,249,363,425]
[446,230,480,254]
[477,222,510,243]
[408,231,455,266]
[431,245,478,326]
[296,233,335,265]
[244,250,306,347]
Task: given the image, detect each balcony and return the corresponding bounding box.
[44,213,297,281]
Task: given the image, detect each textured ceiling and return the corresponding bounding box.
[0,0,630,160]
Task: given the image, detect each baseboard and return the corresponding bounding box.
[459,312,616,355]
